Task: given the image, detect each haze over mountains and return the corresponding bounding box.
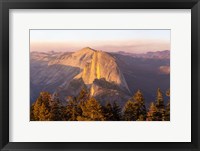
[30,47,170,106]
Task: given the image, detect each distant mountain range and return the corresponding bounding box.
[115,50,170,59]
[30,47,170,106]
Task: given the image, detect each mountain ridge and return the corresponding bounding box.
[30,47,170,106]
[32,47,131,105]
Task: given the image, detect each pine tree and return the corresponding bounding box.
[65,96,82,121]
[77,97,105,121]
[123,100,136,121]
[102,101,121,121]
[102,102,114,121]
[156,88,165,108]
[112,101,122,121]
[77,87,89,102]
[133,90,147,121]
[32,96,42,121]
[50,100,63,121]
[30,103,35,121]
[146,102,160,121]
[39,102,51,120]
[165,89,170,121]
[166,89,170,97]
[165,101,170,121]
[49,93,63,121]
[155,88,165,121]
[123,90,146,121]
[32,92,52,121]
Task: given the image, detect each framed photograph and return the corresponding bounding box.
[0,0,199,150]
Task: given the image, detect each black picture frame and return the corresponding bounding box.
[0,0,199,150]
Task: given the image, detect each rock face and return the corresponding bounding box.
[48,47,95,68]
[89,79,130,106]
[48,47,129,90]
[159,66,170,74]
[32,47,131,105]
[74,48,129,92]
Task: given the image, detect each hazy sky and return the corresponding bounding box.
[30,30,170,53]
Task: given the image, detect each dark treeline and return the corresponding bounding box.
[30,88,170,121]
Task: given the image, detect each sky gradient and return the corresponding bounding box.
[30,30,170,53]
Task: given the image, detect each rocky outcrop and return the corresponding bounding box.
[74,49,130,92]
